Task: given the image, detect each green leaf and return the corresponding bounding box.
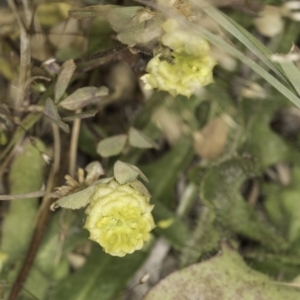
[264,167,300,246]
[2,139,46,262]
[97,134,128,157]
[59,86,109,110]
[241,98,300,169]
[52,243,150,300]
[141,137,193,248]
[142,137,193,205]
[153,201,190,250]
[55,59,76,103]
[114,160,148,184]
[179,206,220,267]
[279,61,300,98]
[200,157,288,250]
[44,98,70,133]
[51,185,97,210]
[128,127,159,149]
[144,242,300,300]
[23,213,70,299]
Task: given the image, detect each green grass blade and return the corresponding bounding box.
[194,2,289,84]
[188,23,300,108]
[279,61,300,97]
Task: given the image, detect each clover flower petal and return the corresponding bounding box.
[84,180,155,257]
[141,18,216,97]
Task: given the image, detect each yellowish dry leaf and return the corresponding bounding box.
[193,116,228,159]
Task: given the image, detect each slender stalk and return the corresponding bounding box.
[69,110,82,177]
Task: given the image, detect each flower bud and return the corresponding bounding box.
[84,180,155,257]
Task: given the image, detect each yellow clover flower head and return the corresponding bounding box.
[84,179,155,257]
[141,18,216,97]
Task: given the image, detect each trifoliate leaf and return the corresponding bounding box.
[97,135,127,157]
[114,160,148,184]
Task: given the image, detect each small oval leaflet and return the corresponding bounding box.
[129,127,159,149]
[55,59,76,103]
[59,86,109,110]
[114,160,149,184]
[97,134,128,157]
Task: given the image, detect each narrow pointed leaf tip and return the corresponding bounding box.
[129,127,159,149]
[43,98,69,133]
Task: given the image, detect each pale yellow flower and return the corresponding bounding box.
[84,180,155,257]
[141,18,216,97]
[141,52,215,97]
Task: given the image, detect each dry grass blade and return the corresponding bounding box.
[6,0,32,106]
